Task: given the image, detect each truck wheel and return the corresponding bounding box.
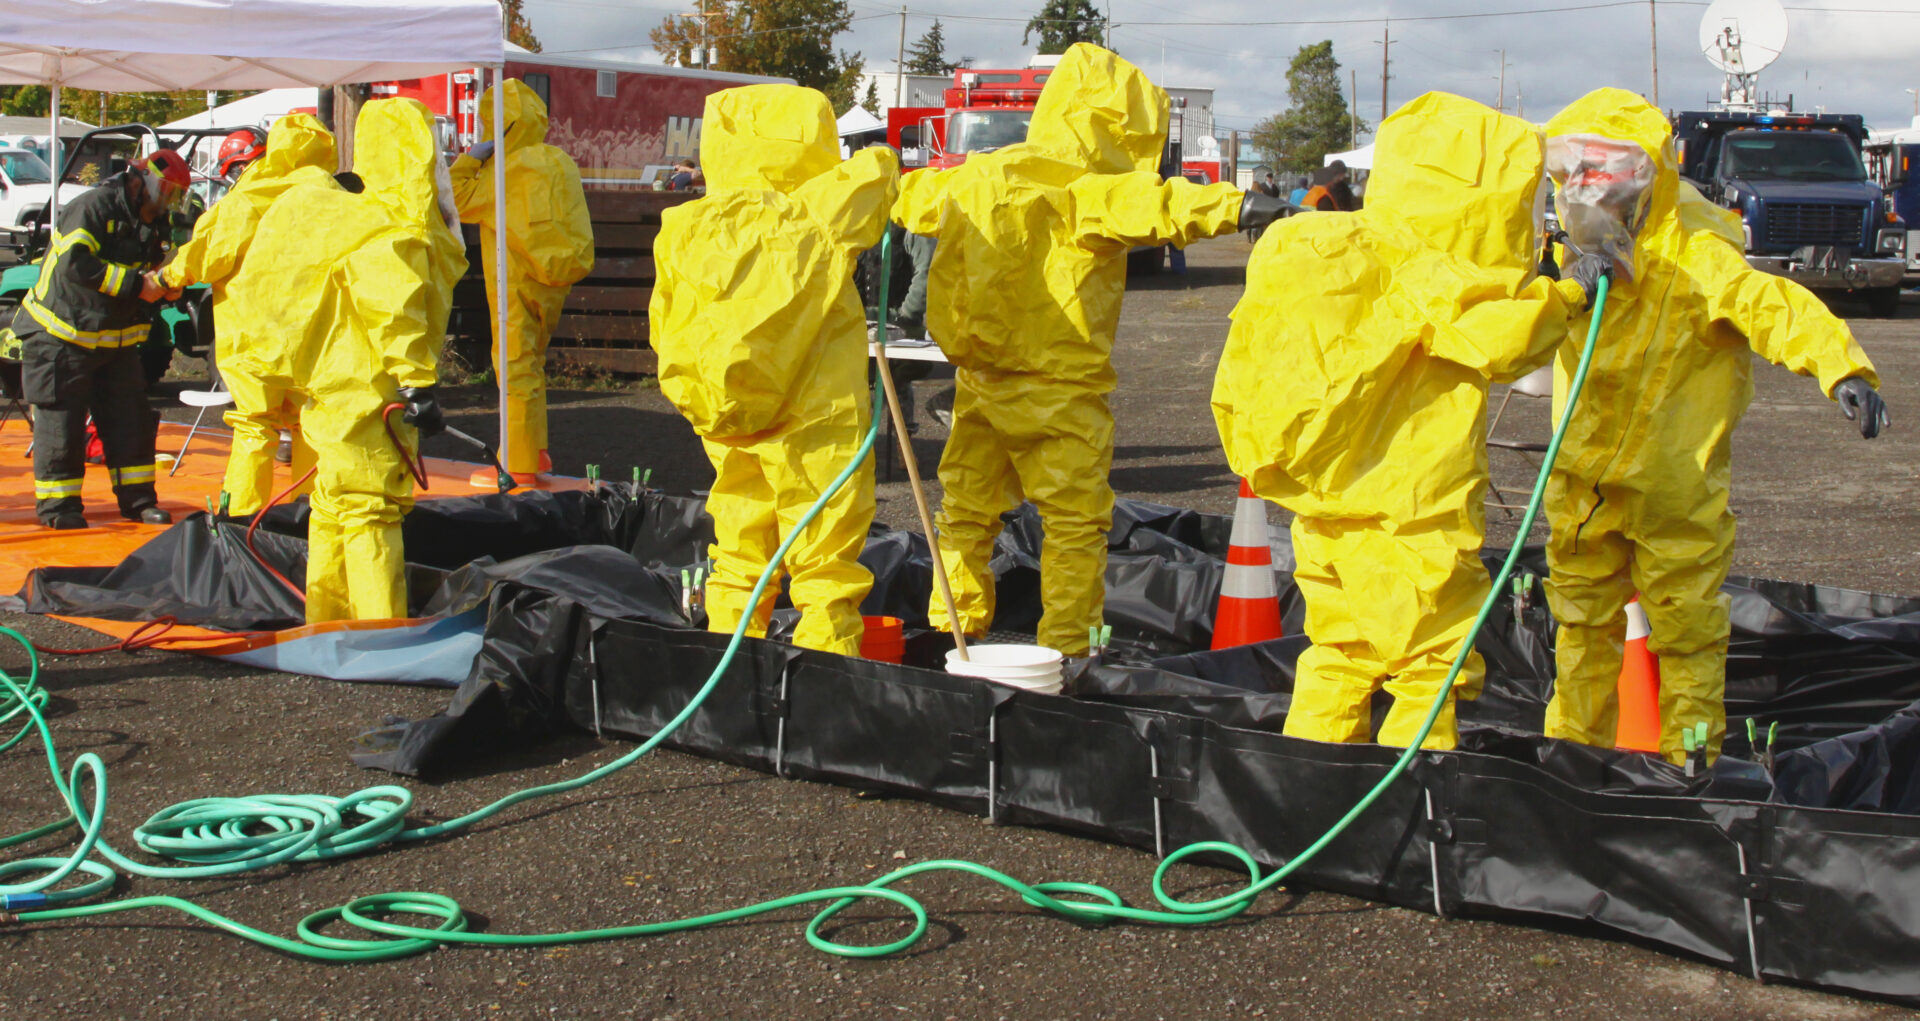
[1866,286,1902,318]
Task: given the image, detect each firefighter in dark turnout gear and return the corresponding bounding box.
[14,151,190,529]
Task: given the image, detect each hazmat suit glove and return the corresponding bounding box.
[1834,376,1889,439]
[467,141,496,163]
[1238,191,1293,231]
[398,385,447,439]
[1565,252,1612,308]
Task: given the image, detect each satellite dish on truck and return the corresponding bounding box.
[1699,0,1787,107]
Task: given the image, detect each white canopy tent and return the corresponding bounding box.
[1322,143,1374,171]
[162,87,319,131]
[0,0,527,473]
[835,106,883,137]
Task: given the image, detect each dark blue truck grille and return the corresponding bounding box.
[1765,203,1864,247]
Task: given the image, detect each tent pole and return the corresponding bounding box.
[48,84,61,228]
[493,64,510,475]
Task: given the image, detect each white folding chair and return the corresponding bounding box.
[171,381,234,475]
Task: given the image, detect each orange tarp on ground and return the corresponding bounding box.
[0,417,583,644]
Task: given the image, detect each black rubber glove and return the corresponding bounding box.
[1834,376,1888,439]
[1565,252,1612,308]
[468,140,496,162]
[1238,192,1293,231]
[398,386,446,439]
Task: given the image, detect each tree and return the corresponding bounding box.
[904,19,953,75]
[651,0,865,112]
[1250,41,1363,175]
[1022,0,1104,54]
[729,0,865,113]
[861,80,881,116]
[0,87,218,127]
[504,0,543,52]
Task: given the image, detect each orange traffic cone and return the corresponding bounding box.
[1211,478,1285,649]
[1614,595,1663,752]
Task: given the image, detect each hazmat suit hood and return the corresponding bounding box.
[257,113,335,179]
[700,85,838,193]
[1542,87,1680,272]
[355,98,453,232]
[475,78,550,151]
[1026,42,1168,174]
[1365,91,1546,276]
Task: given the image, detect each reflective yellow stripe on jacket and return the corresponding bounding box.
[20,293,151,348]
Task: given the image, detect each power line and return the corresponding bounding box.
[545,11,894,55]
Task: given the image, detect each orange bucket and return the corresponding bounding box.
[861,615,905,663]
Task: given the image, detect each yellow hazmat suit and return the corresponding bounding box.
[650,85,899,656]
[1541,88,1881,763]
[451,79,596,475]
[1213,92,1592,750]
[225,99,467,622]
[892,43,1242,657]
[162,114,336,514]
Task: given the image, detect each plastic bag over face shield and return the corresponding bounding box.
[1546,133,1653,280]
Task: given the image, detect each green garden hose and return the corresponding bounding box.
[0,268,1610,962]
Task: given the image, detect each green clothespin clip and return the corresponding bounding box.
[1746,718,1757,748]
[1683,727,1698,754]
[1088,625,1099,652]
[680,568,690,590]
[586,464,600,483]
[634,467,642,487]
[642,468,653,487]
[218,492,230,517]
[1099,624,1112,648]
[1766,721,1779,753]
[1693,721,1709,751]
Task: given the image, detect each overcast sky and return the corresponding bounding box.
[522,0,1920,138]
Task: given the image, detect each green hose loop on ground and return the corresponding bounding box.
[0,265,1609,964]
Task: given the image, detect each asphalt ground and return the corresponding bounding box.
[2,236,1917,1019]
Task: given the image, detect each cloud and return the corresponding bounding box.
[523,0,1920,132]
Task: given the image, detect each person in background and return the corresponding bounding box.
[666,158,698,191]
[16,151,192,529]
[450,78,596,477]
[214,127,265,187]
[651,85,900,656]
[892,43,1286,657]
[1302,161,1357,211]
[1288,175,1310,206]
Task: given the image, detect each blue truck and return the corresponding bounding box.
[1865,123,1920,282]
[1673,109,1906,316]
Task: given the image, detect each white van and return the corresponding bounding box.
[0,147,92,240]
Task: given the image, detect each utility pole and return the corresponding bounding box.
[1379,19,1392,121]
[1649,0,1660,107]
[1495,48,1506,112]
[1350,68,1359,147]
[895,5,907,108]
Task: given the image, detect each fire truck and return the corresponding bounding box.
[887,62,1212,179]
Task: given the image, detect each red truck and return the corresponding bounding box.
[372,53,779,189]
